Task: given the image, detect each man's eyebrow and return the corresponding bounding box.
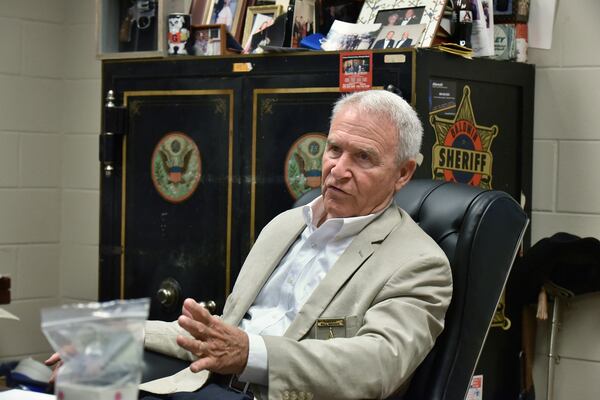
[326,139,380,158]
[358,147,380,160]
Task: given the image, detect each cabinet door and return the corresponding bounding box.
[120,89,240,320]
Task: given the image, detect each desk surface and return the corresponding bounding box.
[0,389,55,399]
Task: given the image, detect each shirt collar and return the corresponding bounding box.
[302,196,392,240]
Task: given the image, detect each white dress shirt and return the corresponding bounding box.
[238,196,387,385]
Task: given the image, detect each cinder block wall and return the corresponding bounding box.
[529,0,600,398]
[530,0,600,241]
[0,0,100,362]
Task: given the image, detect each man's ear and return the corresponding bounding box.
[394,159,417,192]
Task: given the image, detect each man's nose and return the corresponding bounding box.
[330,154,351,180]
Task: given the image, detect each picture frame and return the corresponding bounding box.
[244,13,288,54]
[190,0,211,24]
[290,0,316,48]
[493,0,529,23]
[205,0,248,41]
[357,0,447,47]
[316,0,363,35]
[369,23,426,50]
[242,4,284,49]
[189,24,228,55]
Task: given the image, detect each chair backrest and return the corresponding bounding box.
[294,179,528,400]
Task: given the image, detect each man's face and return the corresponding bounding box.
[321,106,416,220]
[386,31,395,40]
[405,9,415,18]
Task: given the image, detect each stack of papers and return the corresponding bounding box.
[433,43,473,59]
[0,390,55,399]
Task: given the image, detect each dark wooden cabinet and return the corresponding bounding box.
[99,50,534,398]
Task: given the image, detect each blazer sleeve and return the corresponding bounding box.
[144,319,197,362]
[262,254,452,399]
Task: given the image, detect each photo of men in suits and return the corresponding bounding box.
[374,6,425,27]
[372,30,396,49]
[395,31,413,48]
[370,24,424,50]
[46,90,452,400]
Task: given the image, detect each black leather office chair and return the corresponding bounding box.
[293,179,528,400]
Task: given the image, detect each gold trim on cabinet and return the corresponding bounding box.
[120,137,127,299]
[411,52,417,106]
[121,89,234,298]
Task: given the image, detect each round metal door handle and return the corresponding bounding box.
[156,278,181,307]
[199,300,217,314]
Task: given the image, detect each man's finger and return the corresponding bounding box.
[182,298,212,324]
[189,357,212,373]
[48,361,62,384]
[44,353,61,366]
[182,305,193,319]
[177,335,205,357]
[177,315,212,340]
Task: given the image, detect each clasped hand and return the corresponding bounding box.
[177,298,249,375]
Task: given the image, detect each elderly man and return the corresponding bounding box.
[49,90,452,399]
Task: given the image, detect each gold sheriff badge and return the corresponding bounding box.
[430,86,498,189]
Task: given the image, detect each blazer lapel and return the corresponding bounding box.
[283,206,402,340]
[224,209,306,326]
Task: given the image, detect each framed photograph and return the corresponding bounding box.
[317,0,363,34]
[493,0,529,23]
[205,0,247,40]
[190,0,210,24]
[242,4,284,49]
[244,13,287,53]
[357,0,447,47]
[374,7,426,26]
[321,20,381,51]
[189,24,227,55]
[291,0,316,47]
[369,23,426,49]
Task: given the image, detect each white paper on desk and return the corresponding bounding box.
[0,307,19,320]
[0,389,55,399]
[529,0,557,49]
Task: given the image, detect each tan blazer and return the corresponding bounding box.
[141,205,452,399]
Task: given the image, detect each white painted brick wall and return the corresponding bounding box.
[0,0,100,362]
[530,0,600,240]
[529,0,600,398]
[59,0,100,304]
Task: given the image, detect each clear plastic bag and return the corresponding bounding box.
[41,298,150,400]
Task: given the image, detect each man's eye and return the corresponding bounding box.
[358,152,370,161]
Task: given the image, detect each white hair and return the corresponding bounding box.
[331,90,423,165]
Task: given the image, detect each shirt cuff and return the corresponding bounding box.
[238,333,268,385]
